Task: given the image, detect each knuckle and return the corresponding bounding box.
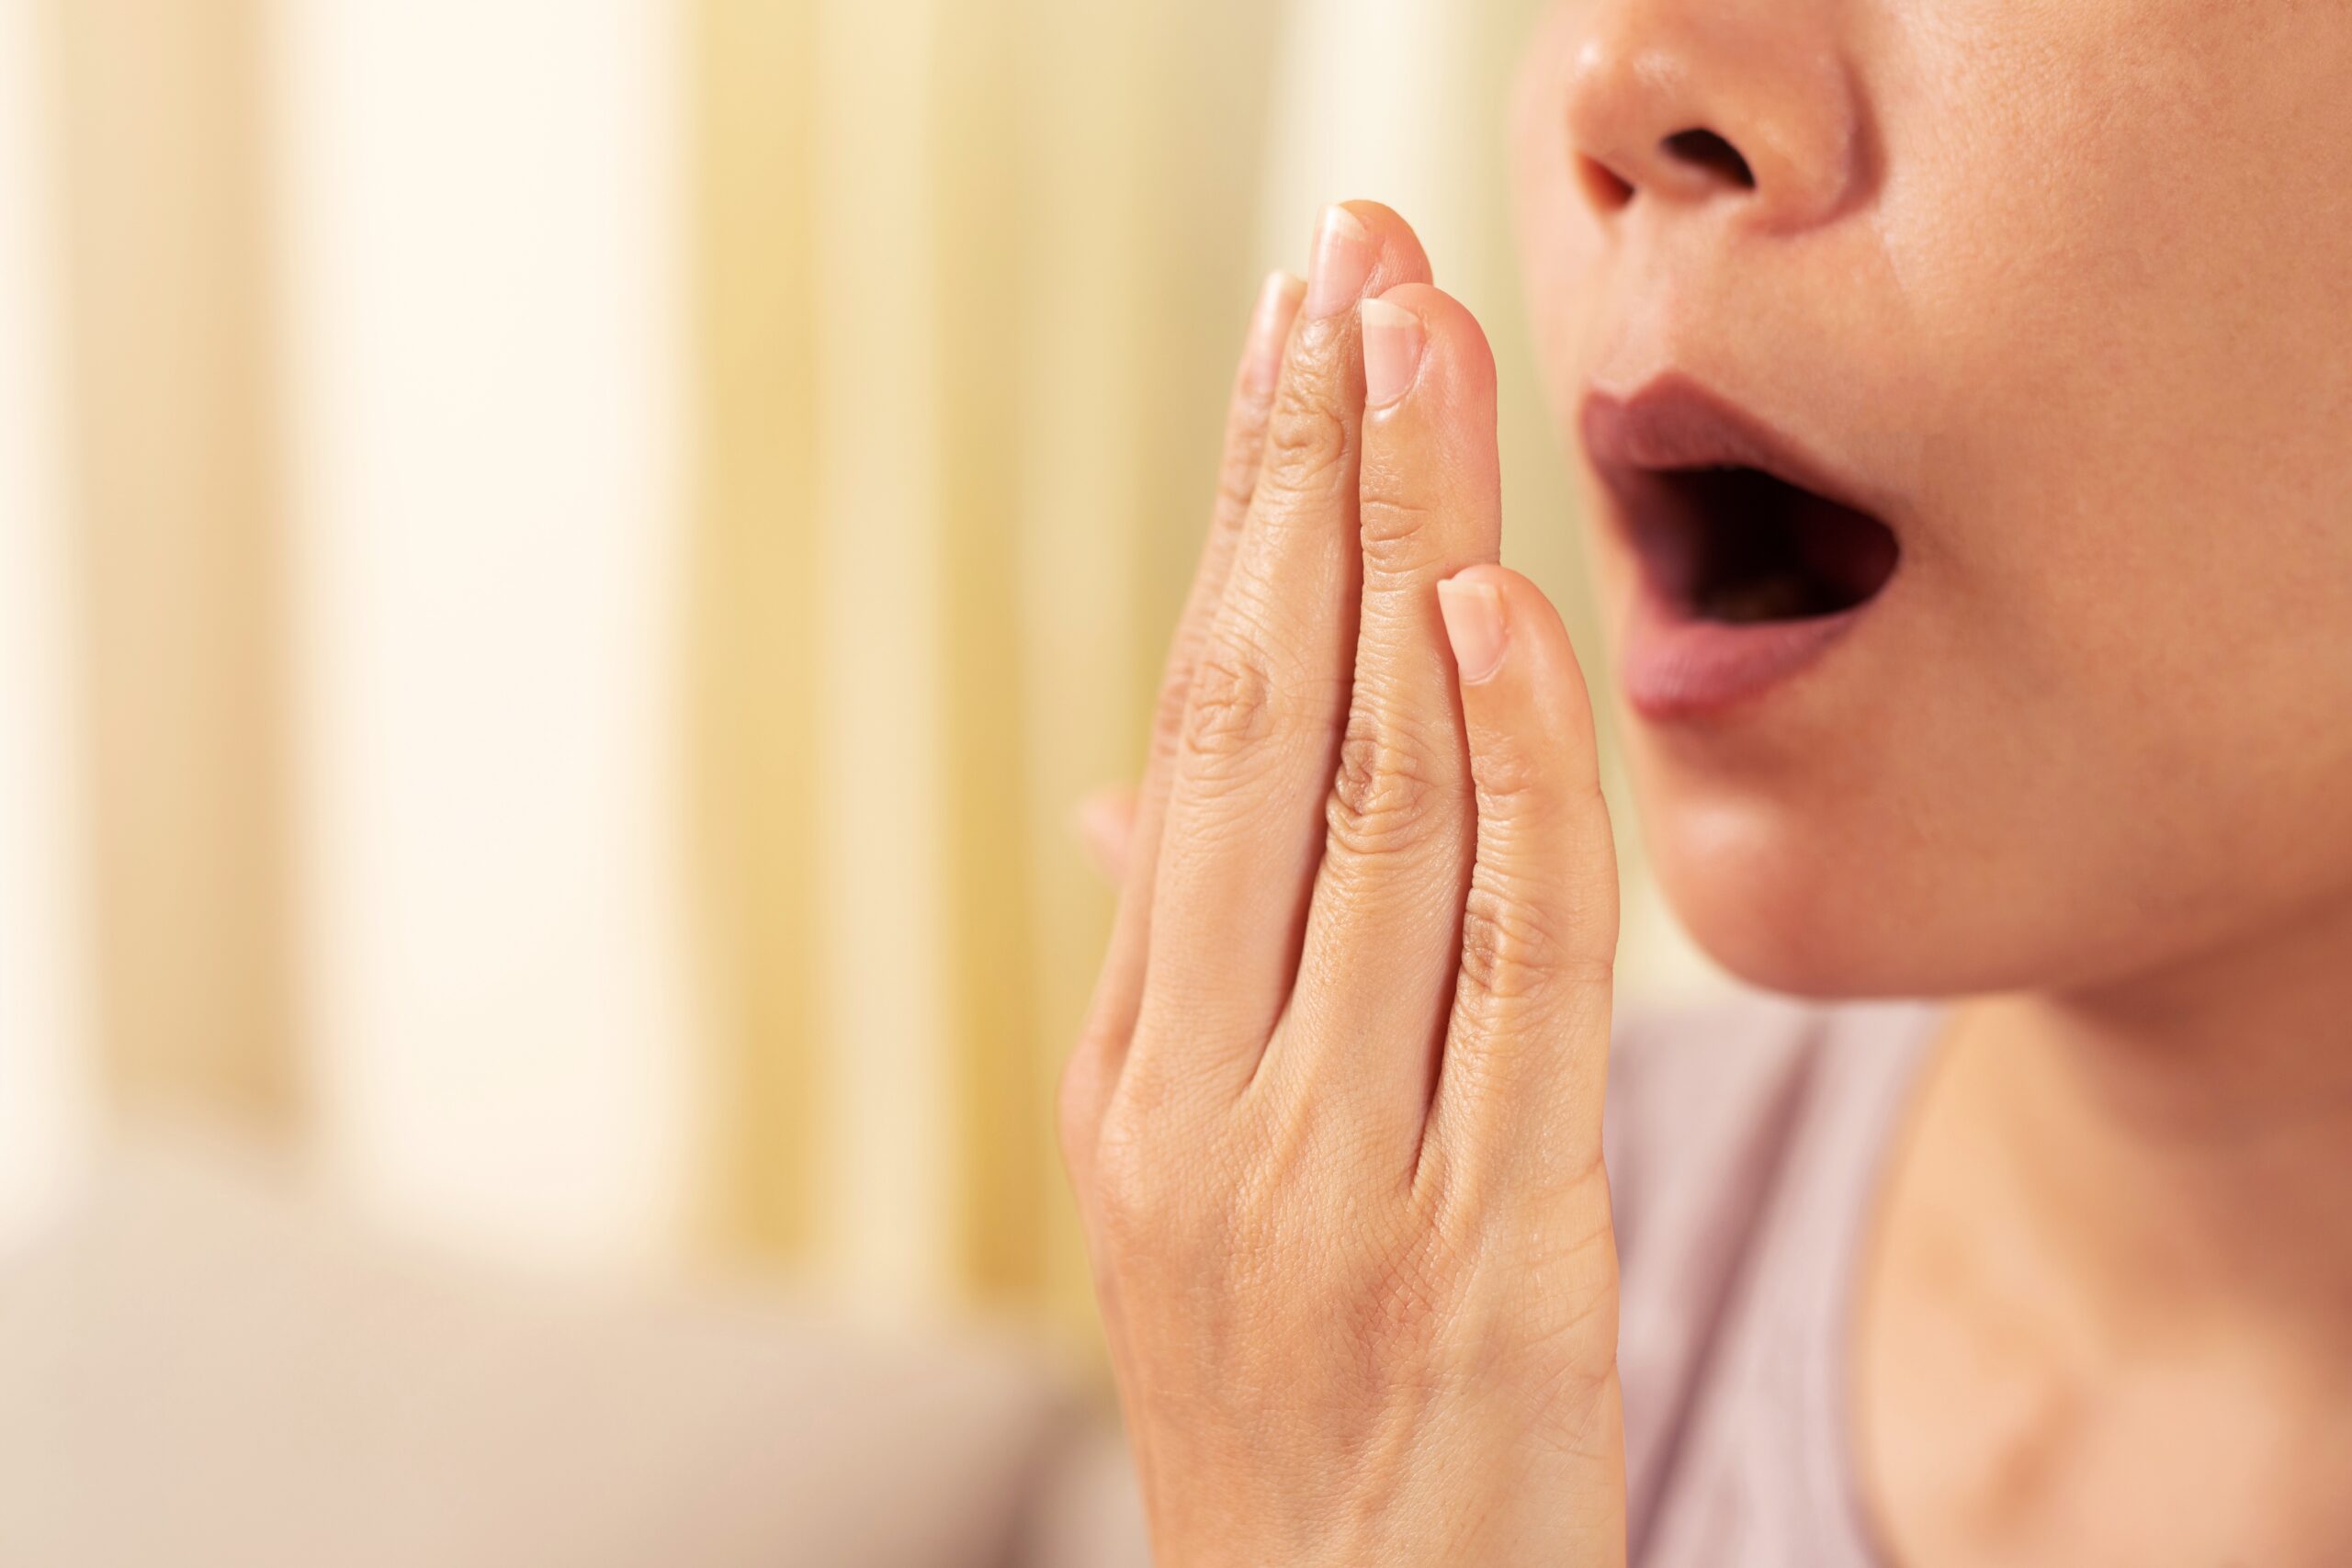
[1455,865,1595,1006]
[1087,1105,1171,1241]
[1091,1108,1244,1271]
[1468,732,1555,808]
[1182,631,1283,761]
[1324,706,1455,860]
[1258,391,1351,494]
[1356,476,1444,577]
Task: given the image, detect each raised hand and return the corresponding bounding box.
[1059,203,1627,1567]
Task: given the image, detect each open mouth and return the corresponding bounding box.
[1626,462,1900,626]
[1581,378,1904,717]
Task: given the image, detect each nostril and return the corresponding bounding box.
[1576,153,1636,214]
[1661,129,1755,190]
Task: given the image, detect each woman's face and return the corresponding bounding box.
[1512,0,2352,1001]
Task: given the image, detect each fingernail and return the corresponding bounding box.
[1304,205,1375,320]
[1245,270,1305,394]
[1360,297,1425,408]
[1438,577,1509,684]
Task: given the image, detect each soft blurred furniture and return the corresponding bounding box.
[0,1137,1148,1568]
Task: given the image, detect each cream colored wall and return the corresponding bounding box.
[279,0,702,1272]
[0,0,95,1250]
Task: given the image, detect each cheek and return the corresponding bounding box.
[1884,0,2352,530]
[1510,15,1608,412]
[1533,0,2352,995]
[1627,570,2352,1001]
[1634,1,2352,995]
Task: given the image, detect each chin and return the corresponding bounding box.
[1637,788,1996,1002]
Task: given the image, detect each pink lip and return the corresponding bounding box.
[1581,374,1876,515]
[1580,375,1894,723]
[1618,583,1865,720]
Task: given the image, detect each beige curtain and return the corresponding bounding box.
[691,0,1297,1322]
[690,0,1722,1323]
[19,0,1718,1312]
[46,0,299,1134]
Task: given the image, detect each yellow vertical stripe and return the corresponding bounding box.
[686,0,1292,1310]
[690,0,823,1258]
[803,0,956,1303]
[930,0,1046,1302]
[685,0,1671,1313]
[49,0,296,1128]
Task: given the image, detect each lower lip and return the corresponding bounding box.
[1618,583,1869,722]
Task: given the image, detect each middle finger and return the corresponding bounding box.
[1269,284,1505,1144]
[1129,202,1433,1097]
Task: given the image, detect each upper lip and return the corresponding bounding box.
[1578,372,1880,528]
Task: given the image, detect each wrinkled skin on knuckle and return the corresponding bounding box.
[1355,473,1448,580]
[1257,405,1351,499]
[1456,865,1582,1007]
[1255,350,1355,499]
[1324,705,1459,862]
[1466,729,1558,813]
[1182,635,1283,761]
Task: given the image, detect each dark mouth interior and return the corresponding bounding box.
[1639,465,1900,624]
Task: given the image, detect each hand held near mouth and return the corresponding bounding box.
[1059,202,1629,1568]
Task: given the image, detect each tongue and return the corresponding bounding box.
[1695,570,1825,624]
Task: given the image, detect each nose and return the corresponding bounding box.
[1562,0,1865,232]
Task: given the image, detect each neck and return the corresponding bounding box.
[1950,895,2352,1351]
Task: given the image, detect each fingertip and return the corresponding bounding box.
[1449,563,1567,634]
[1372,283,1498,406]
[1360,295,1429,408]
[1437,574,1510,685]
[1328,199,1436,293]
[1441,560,1529,610]
[1440,568,1612,904]
[1441,565,1591,701]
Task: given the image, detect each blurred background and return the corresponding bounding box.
[0,0,1730,1342]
